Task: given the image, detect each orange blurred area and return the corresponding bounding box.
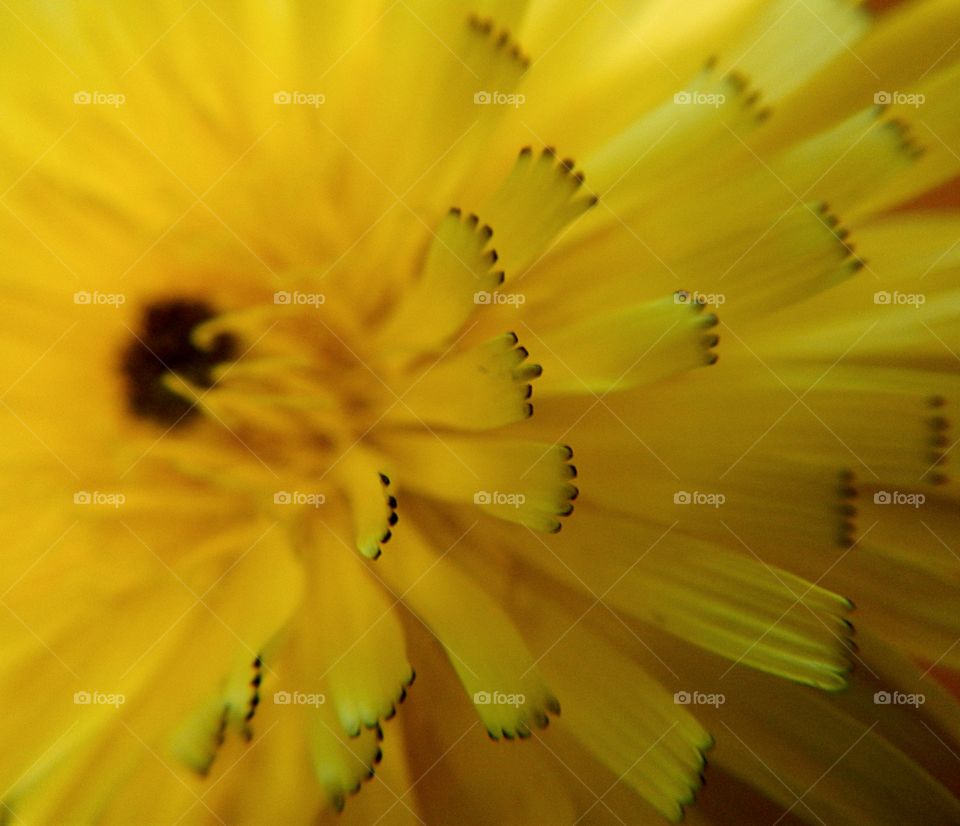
[904,176,960,209]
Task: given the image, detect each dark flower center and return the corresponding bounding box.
[122,299,236,426]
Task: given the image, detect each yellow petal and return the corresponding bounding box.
[299,519,414,735]
[389,332,539,430]
[513,580,712,822]
[377,510,559,740]
[376,208,503,356]
[481,146,597,279]
[381,435,577,533]
[528,294,718,396]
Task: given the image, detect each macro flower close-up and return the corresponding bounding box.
[2,0,960,823]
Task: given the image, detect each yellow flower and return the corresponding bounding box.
[1,0,959,823]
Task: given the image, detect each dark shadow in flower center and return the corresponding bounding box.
[121,299,236,426]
